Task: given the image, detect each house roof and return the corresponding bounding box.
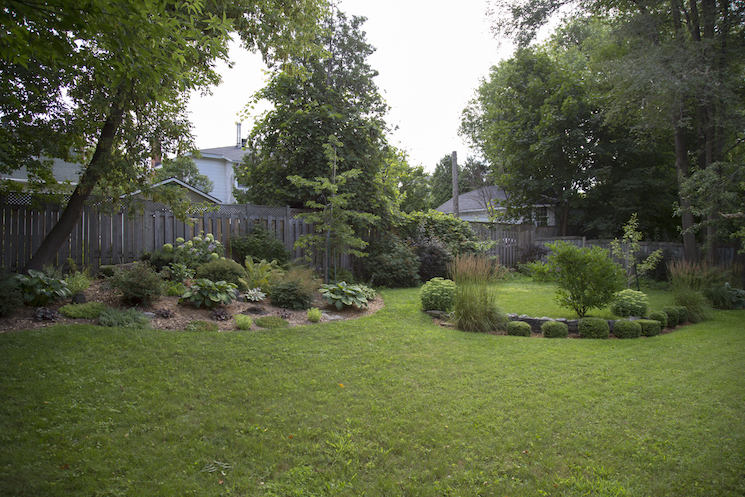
[193,146,247,163]
[436,186,509,214]
[123,177,221,204]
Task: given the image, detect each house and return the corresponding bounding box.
[187,124,250,204]
[436,185,556,226]
[1,157,82,189]
[124,177,221,204]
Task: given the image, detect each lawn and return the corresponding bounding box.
[1,282,743,496]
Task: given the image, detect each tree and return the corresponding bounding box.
[487,0,745,260]
[429,154,488,208]
[2,0,327,272]
[152,156,214,194]
[377,146,432,214]
[235,10,389,218]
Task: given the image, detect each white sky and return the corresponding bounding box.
[186,0,513,172]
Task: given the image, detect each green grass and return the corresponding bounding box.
[1,286,743,496]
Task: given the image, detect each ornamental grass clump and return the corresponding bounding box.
[448,253,507,333]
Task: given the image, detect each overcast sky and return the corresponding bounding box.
[186,0,513,172]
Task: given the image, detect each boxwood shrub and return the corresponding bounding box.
[675,305,688,324]
[637,319,661,337]
[610,289,649,318]
[419,277,456,312]
[648,310,668,329]
[662,306,680,328]
[578,317,610,339]
[612,319,642,339]
[506,320,532,337]
[541,320,568,338]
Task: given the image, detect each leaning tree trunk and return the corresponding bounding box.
[22,102,126,273]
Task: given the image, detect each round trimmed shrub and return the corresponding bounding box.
[612,319,642,339]
[675,305,688,324]
[196,258,248,290]
[419,277,456,311]
[637,319,661,337]
[648,310,668,329]
[506,320,532,337]
[610,289,649,318]
[541,320,568,338]
[109,262,164,305]
[662,306,679,328]
[578,317,610,339]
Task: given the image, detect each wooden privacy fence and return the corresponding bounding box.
[0,194,324,274]
[468,222,537,267]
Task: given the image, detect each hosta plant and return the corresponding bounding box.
[320,281,368,310]
[14,269,72,306]
[181,279,237,308]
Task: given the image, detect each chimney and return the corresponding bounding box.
[236,122,242,148]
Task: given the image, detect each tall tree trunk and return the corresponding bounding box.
[674,124,698,262]
[22,101,126,273]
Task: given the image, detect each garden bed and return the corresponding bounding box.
[0,279,384,333]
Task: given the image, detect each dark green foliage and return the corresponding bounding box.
[362,234,420,288]
[181,279,237,309]
[184,320,219,332]
[610,289,649,318]
[541,320,568,338]
[98,308,151,329]
[59,302,108,319]
[196,258,248,291]
[269,266,319,310]
[578,317,610,339]
[648,311,668,329]
[330,266,355,284]
[613,320,642,339]
[230,224,291,266]
[142,249,175,272]
[14,269,72,306]
[506,320,532,337]
[637,319,661,337]
[419,277,456,312]
[397,210,486,256]
[0,274,23,317]
[155,308,174,318]
[706,283,745,310]
[411,234,452,282]
[675,305,688,324]
[109,263,164,305]
[546,242,626,317]
[320,281,369,310]
[255,315,290,329]
[98,265,116,278]
[673,290,712,323]
[662,306,679,328]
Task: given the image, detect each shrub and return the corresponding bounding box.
[637,319,661,337]
[269,266,319,310]
[172,232,224,270]
[164,281,187,296]
[98,265,116,278]
[143,249,175,272]
[672,289,712,323]
[419,277,456,312]
[166,262,195,283]
[196,258,248,290]
[230,224,291,266]
[397,210,488,256]
[320,281,369,310]
[449,253,507,333]
[244,258,285,293]
[541,320,568,338]
[307,307,322,323]
[235,314,253,330]
[706,282,745,310]
[0,274,23,317]
[59,302,108,319]
[411,233,452,282]
[109,263,164,305]
[545,242,625,317]
[181,278,237,308]
[648,311,668,329]
[525,261,556,282]
[255,315,290,329]
[184,320,218,332]
[361,234,420,288]
[578,317,610,339]
[662,306,680,328]
[506,320,532,337]
[675,305,688,324]
[329,266,355,284]
[613,319,642,339]
[98,307,151,329]
[610,289,649,318]
[66,272,91,295]
[14,269,72,306]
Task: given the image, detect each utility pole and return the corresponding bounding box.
[451,151,459,217]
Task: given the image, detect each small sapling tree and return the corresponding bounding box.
[610,213,664,289]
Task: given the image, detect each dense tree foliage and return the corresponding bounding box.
[430,154,489,209]
[234,10,389,219]
[1,0,327,271]
[152,156,214,194]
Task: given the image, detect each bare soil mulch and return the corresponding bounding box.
[0,279,385,333]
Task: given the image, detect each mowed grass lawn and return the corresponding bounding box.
[1,279,744,496]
